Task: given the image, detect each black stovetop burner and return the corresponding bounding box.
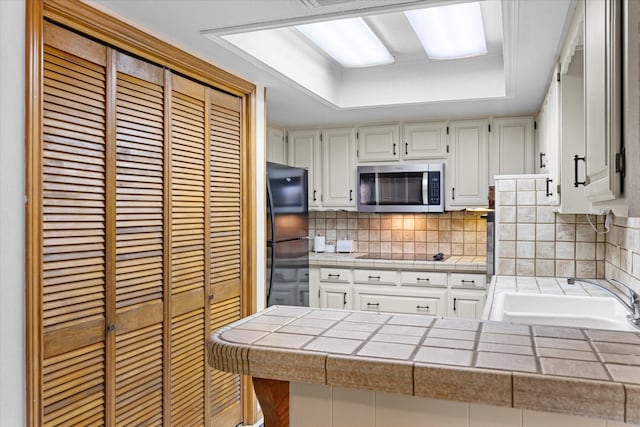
[356,253,449,262]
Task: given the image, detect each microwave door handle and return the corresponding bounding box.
[422,172,429,206]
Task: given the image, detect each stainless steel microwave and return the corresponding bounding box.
[357,163,444,213]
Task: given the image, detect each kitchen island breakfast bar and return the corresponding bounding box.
[207,306,640,427]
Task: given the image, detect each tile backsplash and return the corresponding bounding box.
[606,216,640,292]
[309,210,487,257]
[495,175,606,278]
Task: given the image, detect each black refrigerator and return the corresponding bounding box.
[266,162,309,307]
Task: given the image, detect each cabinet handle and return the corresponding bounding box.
[545,178,553,197]
[368,275,381,280]
[313,190,317,202]
[453,298,457,311]
[573,155,586,187]
[343,292,347,306]
[328,274,340,278]
[416,277,430,282]
[349,189,353,202]
[461,279,475,284]
[416,305,430,310]
[366,302,380,308]
[452,187,455,200]
[405,142,408,155]
[539,152,546,169]
[393,143,396,156]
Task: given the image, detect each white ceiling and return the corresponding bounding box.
[88,0,574,127]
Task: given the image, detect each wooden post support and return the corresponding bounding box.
[252,377,289,427]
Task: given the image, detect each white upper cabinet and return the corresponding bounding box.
[322,127,356,208]
[489,117,534,184]
[584,0,622,203]
[356,124,400,162]
[266,126,287,164]
[288,129,322,208]
[447,119,489,207]
[401,121,448,160]
[538,73,561,206]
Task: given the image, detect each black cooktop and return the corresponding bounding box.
[356,253,450,262]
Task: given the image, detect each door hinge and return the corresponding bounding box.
[356,131,359,140]
[557,72,561,82]
[356,149,359,159]
[446,126,449,135]
[616,148,625,177]
[446,145,450,153]
[320,134,323,142]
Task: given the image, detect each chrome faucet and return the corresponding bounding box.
[567,277,640,329]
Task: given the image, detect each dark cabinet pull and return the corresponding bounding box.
[313,190,317,202]
[416,305,430,310]
[368,275,381,280]
[349,189,353,202]
[343,292,347,306]
[328,274,340,278]
[545,178,553,197]
[416,277,430,282]
[574,155,586,187]
[366,302,380,308]
[405,142,408,155]
[393,143,396,156]
[539,152,546,169]
[461,279,475,284]
[453,298,457,311]
[452,187,455,200]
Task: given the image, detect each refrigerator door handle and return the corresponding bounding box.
[266,179,276,304]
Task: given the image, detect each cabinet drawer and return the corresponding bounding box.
[353,269,397,285]
[448,273,486,289]
[319,268,351,283]
[354,287,446,316]
[400,271,447,287]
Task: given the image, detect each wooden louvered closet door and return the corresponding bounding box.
[41,22,108,425]
[114,52,166,425]
[209,89,243,426]
[35,21,247,427]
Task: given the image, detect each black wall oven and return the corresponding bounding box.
[357,163,444,213]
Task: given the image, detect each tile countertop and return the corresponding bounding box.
[309,251,487,273]
[208,306,640,424]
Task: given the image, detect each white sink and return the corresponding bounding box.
[490,292,637,331]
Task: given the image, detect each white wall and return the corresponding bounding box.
[0,0,26,425]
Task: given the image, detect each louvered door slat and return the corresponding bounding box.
[42,22,107,425]
[114,52,165,426]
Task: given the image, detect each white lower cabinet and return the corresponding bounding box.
[354,286,446,316]
[448,289,486,320]
[319,284,351,310]
[310,266,485,319]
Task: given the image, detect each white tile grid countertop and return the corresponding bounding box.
[309,251,487,272]
[482,275,627,320]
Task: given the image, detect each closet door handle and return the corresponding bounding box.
[539,152,546,169]
[574,155,586,187]
[393,143,396,156]
[545,178,553,197]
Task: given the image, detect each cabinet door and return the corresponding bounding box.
[448,290,486,320]
[319,284,350,310]
[267,126,287,164]
[584,0,622,203]
[489,117,534,184]
[448,120,489,207]
[288,129,322,208]
[402,121,448,160]
[322,128,356,208]
[538,77,560,205]
[357,124,400,162]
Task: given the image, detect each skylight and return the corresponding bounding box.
[296,17,394,68]
[405,2,487,61]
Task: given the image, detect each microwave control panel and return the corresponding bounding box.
[428,171,441,205]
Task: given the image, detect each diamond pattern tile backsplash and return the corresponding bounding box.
[495,175,606,278]
[309,210,487,257]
